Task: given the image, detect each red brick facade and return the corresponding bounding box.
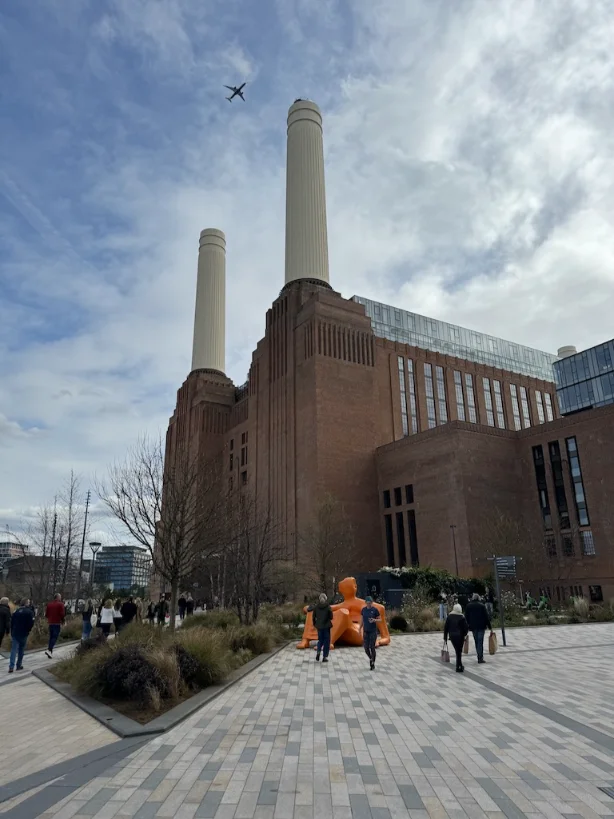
[165,286,614,597]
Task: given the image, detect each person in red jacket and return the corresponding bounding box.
[45,593,65,659]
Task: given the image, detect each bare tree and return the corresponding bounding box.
[299,493,357,597]
[96,434,223,631]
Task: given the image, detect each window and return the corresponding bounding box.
[424,363,436,429]
[241,431,246,445]
[384,515,394,566]
[562,534,574,557]
[535,390,545,424]
[483,377,495,426]
[398,357,409,437]
[405,484,414,504]
[241,471,248,485]
[453,371,465,421]
[493,380,505,428]
[436,366,448,424]
[549,441,570,529]
[544,392,554,422]
[230,439,234,451]
[566,437,590,526]
[229,453,234,471]
[509,384,522,431]
[545,534,557,558]
[589,585,603,603]
[406,360,418,434]
[533,446,552,529]
[407,509,419,567]
[228,477,233,492]
[581,530,595,556]
[241,448,246,466]
[394,487,402,506]
[383,490,391,509]
[520,386,531,428]
[465,373,477,423]
[396,512,407,566]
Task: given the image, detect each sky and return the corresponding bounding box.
[1,0,614,544]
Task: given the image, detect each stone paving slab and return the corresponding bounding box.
[19,622,614,819]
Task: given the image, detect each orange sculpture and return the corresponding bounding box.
[297,577,391,650]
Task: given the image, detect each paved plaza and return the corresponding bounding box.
[2,624,614,819]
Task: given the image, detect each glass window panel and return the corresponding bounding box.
[493,380,506,428]
[509,384,522,431]
[424,363,436,429]
[544,392,554,422]
[482,377,495,426]
[520,386,531,428]
[535,390,545,424]
[465,373,477,423]
[398,356,409,437]
[454,370,465,421]
[436,365,448,424]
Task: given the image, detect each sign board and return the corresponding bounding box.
[495,556,517,579]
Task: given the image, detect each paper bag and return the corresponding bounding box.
[489,632,498,655]
[441,644,450,663]
[463,635,469,654]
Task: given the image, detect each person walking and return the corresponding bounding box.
[44,593,65,660]
[99,600,114,637]
[307,593,333,663]
[444,603,470,672]
[8,598,34,673]
[178,594,187,621]
[485,587,495,619]
[146,601,156,624]
[465,593,492,664]
[438,591,448,621]
[186,594,195,616]
[81,599,94,641]
[113,599,123,633]
[0,597,11,649]
[135,597,143,623]
[120,596,138,628]
[359,595,381,671]
[156,596,168,626]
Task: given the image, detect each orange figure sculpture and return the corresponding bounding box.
[297,577,391,650]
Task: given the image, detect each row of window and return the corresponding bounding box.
[383,484,414,508]
[397,356,555,434]
[533,436,592,553]
[229,432,249,471]
[544,529,595,558]
[384,510,420,568]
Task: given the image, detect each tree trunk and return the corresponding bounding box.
[169,578,179,633]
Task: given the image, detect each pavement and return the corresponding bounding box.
[2,623,614,819]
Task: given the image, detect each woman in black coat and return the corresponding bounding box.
[444,603,469,673]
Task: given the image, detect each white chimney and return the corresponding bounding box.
[191,228,226,374]
[284,99,330,286]
[557,345,577,359]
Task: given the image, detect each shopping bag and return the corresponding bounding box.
[463,635,469,654]
[441,643,450,663]
[91,613,97,628]
[489,631,498,655]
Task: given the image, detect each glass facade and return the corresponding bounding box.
[95,545,151,591]
[565,436,590,526]
[465,374,478,423]
[398,356,409,437]
[435,366,448,424]
[509,384,522,431]
[519,386,531,428]
[424,363,437,429]
[535,390,545,424]
[554,339,614,414]
[493,380,505,428]
[407,360,418,433]
[352,296,558,380]
[483,377,495,426]
[544,392,554,422]
[454,371,465,421]
[548,441,570,530]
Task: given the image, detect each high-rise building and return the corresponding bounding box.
[95,545,151,592]
[164,99,614,600]
[554,340,614,415]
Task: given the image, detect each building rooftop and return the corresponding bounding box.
[352,296,558,381]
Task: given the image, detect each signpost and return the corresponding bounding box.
[488,554,518,648]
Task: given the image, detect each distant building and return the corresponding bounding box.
[94,545,151,591]
[0,541,26,563]
[555,340,614,415]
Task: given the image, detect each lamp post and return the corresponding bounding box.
[89,541,101,594]
[450,524,459,576]
[74,490,91,610]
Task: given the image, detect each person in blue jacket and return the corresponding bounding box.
[9,598,35,673]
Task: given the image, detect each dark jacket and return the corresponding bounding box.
[178,597,187,610]
[121,601,138,624]
[186,599,194,614]
[81,606,93,623]
[10,606,35,640]
[0,603,11,633]
[309,601,333,630]
[465,601,492,632]
[444,613,469,642]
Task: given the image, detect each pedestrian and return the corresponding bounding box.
[465,593,493,664]
[186,594,195,616]
[485,586,495,618]
[438,591,448,621]
[99,600,114,637]
[120,596,138,627]
[81,598,94,641]
[135,597,143,622]
[146,600,156,624]
[0,597,11,649]
[307,593,334,663]
[44,593,65,660]
[156,596,168,626]
[359,595,381,671]
[178,593,187,620]
[8,598,34,673]
[113,599,123,633]
[444,603,469,673]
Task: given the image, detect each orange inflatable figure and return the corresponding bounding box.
[297,577,391,650]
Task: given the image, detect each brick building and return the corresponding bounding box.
[165,100,614,598]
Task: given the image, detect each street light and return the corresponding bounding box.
[450,525,459,576]
[89,541,101,591]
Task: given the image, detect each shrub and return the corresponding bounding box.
[181,610,240,631]
[176,628,231,687]
[116,621,167,649]
[573,597,589,620]
[75,632,107,656]
[226,624,275,656]
[389,615,408,632]
[401,582,432,625]
[589,605,614,623]
[97,645,169,703]
[173,643,200,687]
[61,616,85,641]
[146,647,182,700]
[260,603,305,627]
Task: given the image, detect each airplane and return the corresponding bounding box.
[224,83,246,102]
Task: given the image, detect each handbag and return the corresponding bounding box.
[489,631,498,655]
[463,635,469,654]
[441,643,450,663]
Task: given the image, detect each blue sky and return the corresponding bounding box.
[1,0,614,539]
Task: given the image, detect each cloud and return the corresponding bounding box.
[1,0,613,536]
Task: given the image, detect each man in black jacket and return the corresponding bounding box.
[465,593,492,664]
[120,597,138,627]
[9,598,34,672]
[0,597,11,649]
[308,594,333,663]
